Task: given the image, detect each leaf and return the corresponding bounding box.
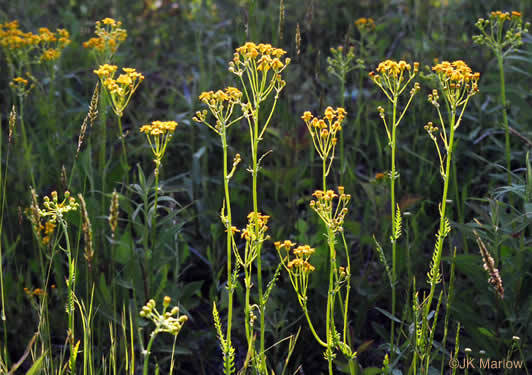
[478,327,495,337]
[25,355,45,375]
[375,307,402,323]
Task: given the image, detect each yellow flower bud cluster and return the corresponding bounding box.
[0,21,70,64]
[241,212,270,242]
[431,60,479,108]
[228,42,290,101]
[140,121,179,175]
[94,64,144,117]
[474,11,529,56]
[275,240,316,303]
[231,42,290,73]
[0,20,40,50]
[194,87,243,134]
[37,27,70,62]
[355,17,376,33]
[38,190,79,224]
[302,107,347,164]
[369,60,419,97]
[9,75,35,97]
[139,297,188,336]
[310,187,351,233]
[83,18,127,62]
[140,120,178,136]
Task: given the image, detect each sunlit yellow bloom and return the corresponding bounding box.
[94,65,144,117]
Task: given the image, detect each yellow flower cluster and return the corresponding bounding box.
[39,190,79,223]
[232,42,289,72]
[302,107,347,163]
[0,20,40,50]
[140,297,188,336]
[94,64,144,117]
[83,18,127,61]
[194,87,243,134]
[41,220,56,245]
[37,27,70,62]
[0,21,70,62]
[228,42,290,100]
[198,87,242,105]
[355,17,376,32]
[241,212,270,242]
[490,10,521,21]
[140,120,178,136]
[140,121,178,175]
[276,242,315,272]
[370,59,420,99]
[9,76,33,97]
[474,11,528,55]
[431,60,480,107]
[275,240,316,302]
[24,287,47,297]
[310,187,351,233]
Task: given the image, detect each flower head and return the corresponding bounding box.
[94,65,144,117]
[83,18,127,63]
[431,60,479,108]
[302,107,347,166]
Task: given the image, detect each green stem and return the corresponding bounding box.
[390,96,398,360]
[117,115,128,181]
[339,77,346,185]
[143,331,157,375]
[251,107,266,372]
[497,53,511,186]
[424,109,456,337]
[221,132,234,351]
[61,219,76,373]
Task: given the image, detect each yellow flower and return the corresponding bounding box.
[302,107,347,162]
[95,65,144,117]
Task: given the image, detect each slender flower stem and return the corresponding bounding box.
[390,96,398,360]
[497,53,511,185]
[143,332,157,375]
[117,115,128,177]
[221,131,234,350]
[60,219,76,373]
[339,78,346,185]
[424,109,456,325]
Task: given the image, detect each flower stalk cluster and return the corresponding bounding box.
[416,60,480,373]
[474,11,529,186]
[83,18,127,64]
[139,296,188,375]
[370,59,419,359]
[195,42,290,374]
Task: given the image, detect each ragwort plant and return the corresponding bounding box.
[369,59,420,360]
[414,60,480,374]
[473,11,529,186]
[195,42,290,374]
[277,107,356,374]
[194,87,243,374]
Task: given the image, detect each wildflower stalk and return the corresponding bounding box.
[59,217,77,372]
[0,107,16,368]
[117,115,128,174]
[369,59,419,361]
[139,297,187,375]
[420,60,479,370]
[194,88,242,373]
[229,42,289,373]
[474,11,529,186]
[297,107,354,374]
